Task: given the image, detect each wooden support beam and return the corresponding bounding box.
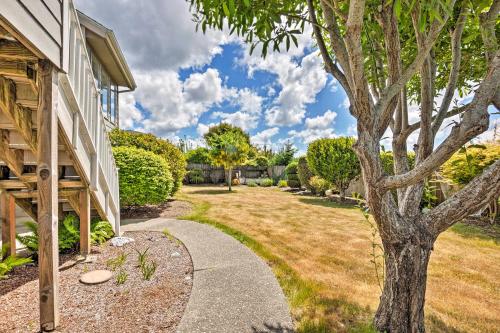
[0,40,37,62]
[37,59,59,331]
[0,179,83,190]
[79,189,90,255]
[0,76,37,152]
[0,130,24,178]
[15,197,37,221]
[0,191,16,257]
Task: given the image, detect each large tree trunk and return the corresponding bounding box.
[374,231,433,333]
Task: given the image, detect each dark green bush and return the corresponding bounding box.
[187,169,205,184]
[297,156,314,191]
[109,129,186,194]
[113,146,174,206]
[285,161,300,188]
[287,180,301,188]
[185,147,212,165]
[307,137,360,198]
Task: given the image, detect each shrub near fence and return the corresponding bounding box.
[185,164,287,184]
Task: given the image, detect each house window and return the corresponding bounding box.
[88,46,119,125]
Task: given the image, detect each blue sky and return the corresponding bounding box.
[75,0,498,154]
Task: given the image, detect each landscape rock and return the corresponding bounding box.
[79,270,113,285]
[110,236,135,247]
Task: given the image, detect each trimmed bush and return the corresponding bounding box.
[247,181,258,187]
[260,178,274,187]
[285,160,301,188]
[310,176,331,196]
[307,137,360,199]
[109,129,186,194]
[441,144,500,185]
[113,146,174,206]
[185,147,212,165]
[277,180,288,188]
[187,169,204,184]
[246,155,269,167]
[297,156,314,191]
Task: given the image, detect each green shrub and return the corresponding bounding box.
[185,147,212,165]
[287,180,301,188]
[285,161,301,188]
[109,129,186,194]
[310,176,331,196]
[187,169,205,184]
[113,146,174,206]
[285,160,299,174]
[270,142,296,166]
[90,220,114,245]
[260,178,274,187]
[17,217,114,258]
[0,245,32,279]
[441,144,500,185]
[277,180,288,188]
[246,155,269,167]
[307,137,360,199]
[297,156,314,191]
[247,181,258,187]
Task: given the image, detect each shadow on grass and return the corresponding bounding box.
[189,189,236,195]
[450,222,500,244]
[298,197,357,210]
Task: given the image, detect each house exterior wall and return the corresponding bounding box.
[0,0,63,67]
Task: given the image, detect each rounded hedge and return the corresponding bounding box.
[113,146,173,206]
[297,156,314,191]
[109,129,186,194]
[307,137,360,197]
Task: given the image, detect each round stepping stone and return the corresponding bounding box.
[79,270,113,285]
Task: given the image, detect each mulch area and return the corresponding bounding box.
[121,200,193,220]
[0,231,193,333]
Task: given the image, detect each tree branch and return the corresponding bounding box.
[403,104,469,137]
[306,0,353,103]
[423,159,500,235]
[380,53,500,190]
[433,4,468,135]
[375,0,457,132]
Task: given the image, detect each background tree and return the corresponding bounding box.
[189,0,500,331]
[297,156,314,191]
[185,147,213,165]
[204,123,250,191]
[307,137,361,199]
[270,141,297,166]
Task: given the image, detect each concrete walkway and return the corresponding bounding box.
[122,218,294,333]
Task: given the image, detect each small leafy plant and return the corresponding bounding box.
[135,247,150,268]
[247,181,258,187]
[0,245,32,279]
[141,260,157,281]
[106,252,128,271]
[116,270,128,285]
[277,180,288,188]
[162,229,174,241]
[91,220,114,245]
[260,178,274,187]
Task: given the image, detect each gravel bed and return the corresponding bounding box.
[0,231,193,332]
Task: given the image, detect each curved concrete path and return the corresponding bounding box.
[122,218,294,333]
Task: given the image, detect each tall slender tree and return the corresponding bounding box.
[204,123,250,191]
[189,0,500,331]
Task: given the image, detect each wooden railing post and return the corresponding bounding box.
[0,191,16,257]
[79,188,90,255]
[37,59,59,332]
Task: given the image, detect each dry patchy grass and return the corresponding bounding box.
[179,185,500,333]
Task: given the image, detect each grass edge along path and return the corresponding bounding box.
[178,198,376,333]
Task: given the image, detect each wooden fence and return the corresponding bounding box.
[186,164,286,184]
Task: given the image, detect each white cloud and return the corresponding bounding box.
[119,93,143,129]
[211,111,259,131]
[251,127,280,146]
[288,110,338,144]
[305,110,337,130]
[75,0,231,71]
[130,68,225,136]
